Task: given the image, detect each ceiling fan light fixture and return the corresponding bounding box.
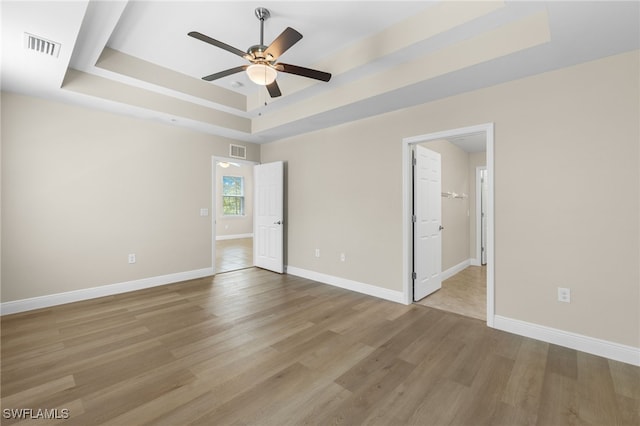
[188,6,330,97]
[246,63,277,85]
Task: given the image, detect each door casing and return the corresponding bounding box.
[473,166,488,266]
[480,167,488,265]
[401,123,495,327]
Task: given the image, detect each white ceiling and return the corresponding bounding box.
[2,1,639,144]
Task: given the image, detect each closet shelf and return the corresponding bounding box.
[441,191,467,199]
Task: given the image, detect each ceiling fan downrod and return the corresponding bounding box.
[255,7,270,47]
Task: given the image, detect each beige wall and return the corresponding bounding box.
[262,50,640,347]
[215,162,254,238]
[1,92,259,302]
[420,140,470,271]
[2,51,638,348]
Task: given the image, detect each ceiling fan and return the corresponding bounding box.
[188,7,331,98]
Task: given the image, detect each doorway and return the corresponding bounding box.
[212,156,259,273]
[402,123,495,326]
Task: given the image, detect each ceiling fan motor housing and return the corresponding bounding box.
[248,45,274,63]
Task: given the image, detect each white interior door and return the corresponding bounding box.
[413,145,442,301]
[254,161,284,273]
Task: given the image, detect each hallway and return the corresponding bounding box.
[415,265,486,320]
[215,238,253,273]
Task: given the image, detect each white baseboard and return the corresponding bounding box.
[0,267,214,316]
[494,315,640,366]
[441,259,471,281]
[216,233,253,241]
[285,266,405,304]
[469,258,481,267]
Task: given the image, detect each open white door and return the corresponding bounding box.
[254,161,284,273]
[413,145,443,301]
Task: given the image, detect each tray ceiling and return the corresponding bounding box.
[2,1,638,143]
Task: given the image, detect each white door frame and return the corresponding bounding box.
[211,156,259,274]
[474,166,488,266]
[401,123,495,327]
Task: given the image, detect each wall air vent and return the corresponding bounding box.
[229,144,247,159]
[24,33,60,58]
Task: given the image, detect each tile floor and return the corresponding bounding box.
[415,265,487,320]
[215,238,253,273]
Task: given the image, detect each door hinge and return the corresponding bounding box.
[412,272,417,280]
[412,157,417,166]
[412,215,417,223]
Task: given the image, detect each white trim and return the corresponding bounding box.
[441,259,471,281]
[0,268,214,316]
[216,233,254,241]
[402,137,412,305]
[475,166,487,266]
[486,125,495,327]
[285,266,405,304]
[494,315,640,367]
[469,259,481,267]
[211,156,218,274]
[402,123,495,324]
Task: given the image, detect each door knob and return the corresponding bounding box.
[274,220,282,225]
[439,225,444,231]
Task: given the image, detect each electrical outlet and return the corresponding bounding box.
[315,248,320,258]
[340,252,346,262]
[128,253,136,264]
[557,287,570,303]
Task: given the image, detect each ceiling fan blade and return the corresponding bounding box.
[264,27,302,60]
[277,63,331,82]
[202,65,248,81]
[266,80,282,98]
[188,31,249,59]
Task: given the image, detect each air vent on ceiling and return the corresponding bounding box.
[229,144,246,159]
[24,33,60,58]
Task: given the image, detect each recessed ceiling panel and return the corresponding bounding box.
[107,1,434,95]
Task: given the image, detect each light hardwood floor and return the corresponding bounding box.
[215,237,253,273]
[1,268,638,425]
[416,265,486,320]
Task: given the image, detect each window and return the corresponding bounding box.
[222,176,244,216]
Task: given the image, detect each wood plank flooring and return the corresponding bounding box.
[1,268,638,425]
